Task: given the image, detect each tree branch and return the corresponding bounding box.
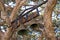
[10,0,27,21]
[44,0,57,40]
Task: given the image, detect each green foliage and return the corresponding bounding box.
[56,32,60,37]
[58,0,60,1]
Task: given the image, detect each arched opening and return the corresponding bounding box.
[30,23,44,31]
[17,29,29,35]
